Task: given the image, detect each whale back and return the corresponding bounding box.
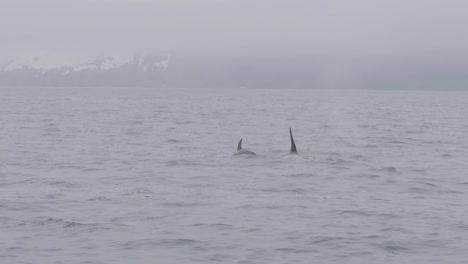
[289,128,297,154]
[233,138,256,155]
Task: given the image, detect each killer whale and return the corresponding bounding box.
[232,138,256,156]
[289,128,298,154]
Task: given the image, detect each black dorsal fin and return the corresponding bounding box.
[237,138,243,151]
[289,128,297,153]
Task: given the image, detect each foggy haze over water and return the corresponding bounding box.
[2,1,468,89]
[2,1,468,59]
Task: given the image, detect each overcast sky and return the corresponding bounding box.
[2,0,468,61]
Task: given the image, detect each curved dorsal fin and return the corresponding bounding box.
[237,138,243,151]
[289,128,297,153]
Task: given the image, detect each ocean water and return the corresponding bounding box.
[1,86,468,264]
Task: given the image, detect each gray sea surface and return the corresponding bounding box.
[1,86,468,264]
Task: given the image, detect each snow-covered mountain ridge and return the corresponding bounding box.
[2,54,170,74]
[0,54,174,87]
[1,53,467,90]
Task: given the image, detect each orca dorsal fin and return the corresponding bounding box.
[289,128,297,153]
[237,138,243,151]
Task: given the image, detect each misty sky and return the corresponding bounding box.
[2,0,468,61]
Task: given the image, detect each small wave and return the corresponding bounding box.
[122,188,153,195]
[352,173,381,179]
[115,238,200,250]
[328,158,353,166]
[87,196,111,202]
[332,210,373,217]
[361,235,381,240]
[375,166,401,174]
[289,188,310,194]
[208,223,234,230]
[402,187,431,194]
[259,187,312,194]
[46,193,64,199]
[13,178,83,188]
[63,222,89,228]
[454,222,468,230]
[379,241,410,253]
[245,228,262,233]
[49,162,86,169]
[388,140,406,144]
[125,131,145,136]
[206,253,237,261]
[275,247,317,253]
[49,181,83,188]
[409,181,439,188]
[43,127,60,132]
[408,168,427,173]
[131,152,151,157]
[82,167,104,172]
[377,213,401,219]
[124,142,144,146]
[175,120,193,125]
[129,120,144,125]
[380,227,407,232]
[258,188,281,193]
[161,202,201,208]
[235,204,255,210]
[164,160,197,166]
[185,223,205,227]
[161,238,200,246]
[307,236,347,245]
[0,216,15,225]
[283,154,304,160]
[436,189,464,194]
[287,173,316,178]
[350,154,368,160]
[21,217,101,230]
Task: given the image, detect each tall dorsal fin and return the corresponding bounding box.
[289,128,297,153]
[237,138,243,151]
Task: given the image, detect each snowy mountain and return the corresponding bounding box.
[2,54,169,74]
[2,53,466,89]
[0,54,173,87]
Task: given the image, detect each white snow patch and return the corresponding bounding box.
[73,65,99,72]
[4,54,90,72]
[156,58,170,71]
[3,53,167,73]
[99,56,132,71]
